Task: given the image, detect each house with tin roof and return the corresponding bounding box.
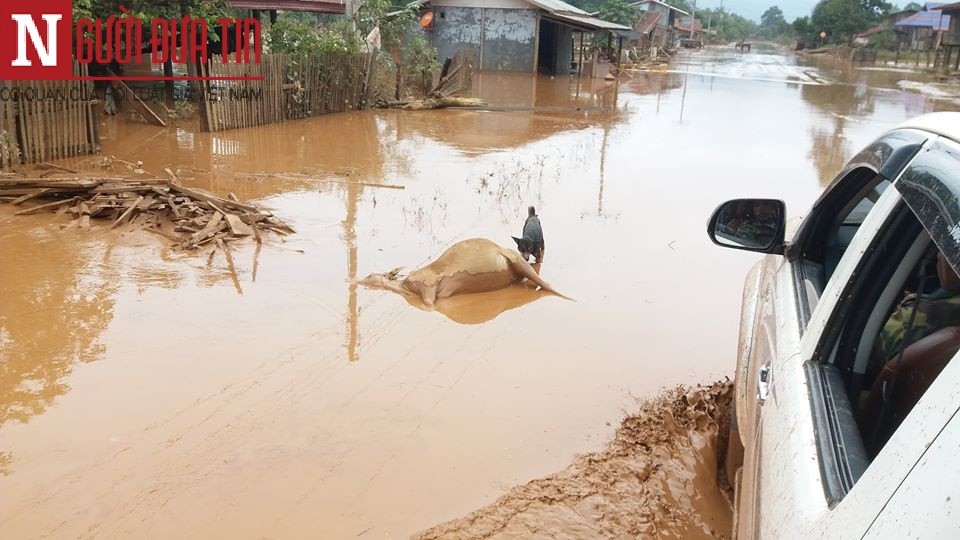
[628,0,689,50]
[409,0,632,76]
[894,2,951,50]
[935,1,960,71]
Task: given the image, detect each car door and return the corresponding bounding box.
[728,128,931,539]
[860,358,960,539]
[794,133,960,538]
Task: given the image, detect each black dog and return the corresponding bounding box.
[512,206,545,263]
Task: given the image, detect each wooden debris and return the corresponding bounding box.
[235,172,404,190]
[104,69,167,127]
[0,176,294,250]
[217,238,243,294]
[386,97,487,110]
[250,216,262,244]
[39,162,81,174]
[111,195,144,229]
[223,212,253,236]
[11,188,52,205]
[170,184,259,213]
[1,178,100,189]
[14,196,80,216]
[320,178,404,190]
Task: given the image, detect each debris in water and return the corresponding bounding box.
[0,177,295,251]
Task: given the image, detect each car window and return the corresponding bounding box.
[843,180,890,225]
[896,137,960,275]
[790,169,892,328]
[822,175,892,280]
[805,135,960,503]
[790,129,928,324]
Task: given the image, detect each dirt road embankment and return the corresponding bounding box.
[414,380,735,539]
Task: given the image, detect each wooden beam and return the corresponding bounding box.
[533,11,542,74]
[104,69,167,127]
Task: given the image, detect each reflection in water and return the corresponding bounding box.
[344,182,360,362]
[800,79,873,186]
[374,282,553,325]
[808,124,851,187]
[0,225,118,475]
[0,231,115,427]
[424,285,552,325]
[471,71,623,111]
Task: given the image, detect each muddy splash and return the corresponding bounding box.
[414,380,734,540]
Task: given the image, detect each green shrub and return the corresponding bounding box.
[266,18,361,55]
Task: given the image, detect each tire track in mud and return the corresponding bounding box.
[412,380,736,540]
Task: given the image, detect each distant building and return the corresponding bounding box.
[410,0,631,76]
[853,10,917,46]
[937,1,960,71]
[893,2,951,50]
[627,0,690,50]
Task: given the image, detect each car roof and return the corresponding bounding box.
[889,111,960,143]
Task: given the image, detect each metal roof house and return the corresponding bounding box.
[412,0,631,75]
[894,2,952,50]
[935,1,960,71]
[628,0,689,50]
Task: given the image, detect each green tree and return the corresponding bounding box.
[809,0,892,43]
[793,15,817,42]
[666,0,694,13]
[761,5,787,27]
[266,17,360,54]
[598,0,642,25]
[759,5,792,38]
[697,8,757,41]
[867,28,899,50]
[73,0,233,25]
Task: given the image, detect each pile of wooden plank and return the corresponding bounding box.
[380,50,485,111]
[0,177,295,251]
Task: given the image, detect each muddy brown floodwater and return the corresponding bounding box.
[2,46,960,539]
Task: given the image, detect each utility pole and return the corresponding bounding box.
[345,0,358,31]
[690,0,697,41]
[718,0,725,40]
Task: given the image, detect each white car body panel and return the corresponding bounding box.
[726,113,960,539]
[862,383,960,539]
[855,352,960,538]
[744,156,902,540]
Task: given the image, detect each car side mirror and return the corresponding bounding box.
[707,198,786,254]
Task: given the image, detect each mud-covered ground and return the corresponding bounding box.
[413,380,734,540]
[2,46,960,539]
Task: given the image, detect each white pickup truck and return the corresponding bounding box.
[707,112,960,539]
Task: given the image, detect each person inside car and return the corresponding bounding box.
[859,248,960,455]
[872,249,960,369]
[735,200,780,248]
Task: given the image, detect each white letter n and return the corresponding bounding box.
[11,14,62,67]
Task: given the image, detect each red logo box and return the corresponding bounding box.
[0,0,72,80]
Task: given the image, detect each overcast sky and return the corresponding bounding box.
[691,0,821,23]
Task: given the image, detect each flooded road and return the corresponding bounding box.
[2,46,960,538]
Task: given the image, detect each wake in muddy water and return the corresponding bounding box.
[414,380,735,540]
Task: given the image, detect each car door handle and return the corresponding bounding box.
[757,363,772,404]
